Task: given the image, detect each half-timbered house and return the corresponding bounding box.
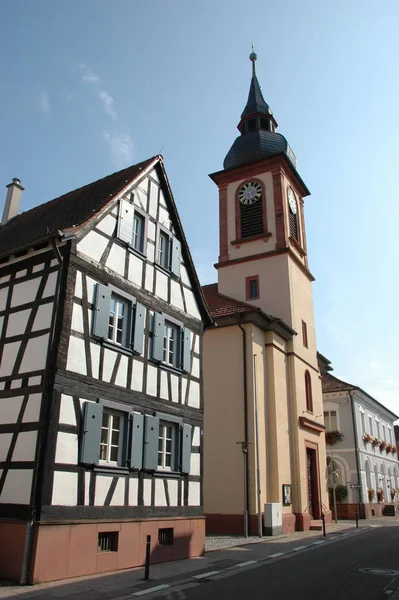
[0,156,211,583]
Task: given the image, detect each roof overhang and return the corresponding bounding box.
[209,307,295,341]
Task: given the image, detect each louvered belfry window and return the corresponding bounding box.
[289,210,298,241]
[240,198,264,239]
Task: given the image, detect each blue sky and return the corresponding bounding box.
[1,1,398,416]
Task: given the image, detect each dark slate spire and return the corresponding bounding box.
[223,50,297,171]
[241,48,271,119]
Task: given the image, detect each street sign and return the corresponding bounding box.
[350,484,362,489]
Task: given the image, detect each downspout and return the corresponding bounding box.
[238,313,250,538]
[349,390,362,517]
[20,239,71,584]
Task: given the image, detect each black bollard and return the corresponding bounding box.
[144,535,151,580]
[355,508,359,528]
[321,512,326,537]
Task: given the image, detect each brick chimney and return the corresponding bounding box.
[2,178,24,225]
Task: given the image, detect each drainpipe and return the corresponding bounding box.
[238,314,249,538]
[349,390,362,518]
[253,354,262,537]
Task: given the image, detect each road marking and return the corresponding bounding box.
[293,546,307,551]
[133,584,170,596]
[268,552,284,558]
[312,541,325,545]
[193,571,220,579]
[236,560,258,568]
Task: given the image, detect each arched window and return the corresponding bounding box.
[305,370,313,413]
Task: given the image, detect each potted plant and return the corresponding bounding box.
[363,433,372,443]
[392,446,397,454]
[377,488,385,502]
[380,441,387,451]
[368,488,375,502]
[372,437,380,447]
[326,430,343,446]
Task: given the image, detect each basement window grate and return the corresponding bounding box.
[158,528,174,545]
[98,531,119,552]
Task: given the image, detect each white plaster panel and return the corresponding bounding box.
[85,472,90,505]
[129,478,138,506]
[0,382,4,391]
[115,354,128,388]
[106,244,126,277]
[0,469,32,504]
[42,272,57,298]
[32,264,44,274]
[55,432,78,465]
[155,270,168,301]
[183,288,201,319]
[95,476,113,506]
[0,396,23,423]
[158,189,167,208]
[128,253,144,286]
[170,374,179,404]
[144,264,154,293]
[170,281,184,312]
[131,360,144,392]
[0,341,20,377]
[75,272,82,299]
[147,221,156,242]
[181,378,187,405]
[50,259,58,267]
[180,266,190,287]
[77,231,108,263]
[135,188,147,211]
[111,205,118,216]
[28,376,42,387]
[190,454,201,476]
[191,357,200,379]
[16,269,27,279]
[0,434,13,461]
[110,478,125,506]
[102,348,118,383]
[146,242,155,263]
[143,479,152,506]
[148,182,158,218]
[6,309,30,337]
[86,276,98,305]
[192,426,200,447]
[160,371,169,400]
[52,471,77,506]
[19,335,49,373]
[0,287,8,311]
[10,379,22,389]
[96,214,117,236]
[188,381,200,409]
[155,478,167,506]
[168,479,178,507]
[188,481,201,506]
[158,207,170,228]
[146,365,158,397]
[194,335,200,355]
[11,278,40,308]
[150,169,160,183]
[59,394,76,426]
[32,304,53,332]
[13,431,37,462]
[0,274,11,283]
[71,303,84,333]
[90,343,101,379]
[66,336,87,375]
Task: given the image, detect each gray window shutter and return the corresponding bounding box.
[152,313,164,362]
[129,412,144,470]
[143,415,159,470]
[171,237,181,278]
[93,284,111,338]
[81,402,103,465]
[182,327,191,372]
[132,302,145,354]
[117,199,134,245]
[181,423,192,473]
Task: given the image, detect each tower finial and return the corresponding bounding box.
[249,44,257,77]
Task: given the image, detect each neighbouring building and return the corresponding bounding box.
[320,357,399,519]
[0,156,211,583]
[202,51,331,535]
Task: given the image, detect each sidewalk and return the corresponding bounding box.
[0,521,369,600]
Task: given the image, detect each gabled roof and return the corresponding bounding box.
[0,157,156,258]
[202,283,256,318]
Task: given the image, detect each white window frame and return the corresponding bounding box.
[99,408,124,466]
[157,421,177,471]
[108,294,129,347]
[361,412,366,435]
[368,415,373,436]
[323,409,338,431]
[158,230,171,270]
[132,211,145,253]
[163,321,180,368]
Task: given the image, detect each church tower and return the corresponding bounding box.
[203,51,330,534]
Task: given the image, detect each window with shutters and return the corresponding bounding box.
[150,312,191,372]
[159,231,170,269]
[132,212,145,253]
[155,227,181,278]
[163,321,180,367]
[100,409,124,466]
[158,421,177,471]
[116,198,147,255]
[108,295,129,346]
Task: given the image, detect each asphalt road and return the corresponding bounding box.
[160,526,399,600]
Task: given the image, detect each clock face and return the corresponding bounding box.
[238,181,262,205]
[287,187,297,215]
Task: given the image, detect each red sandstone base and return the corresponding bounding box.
[206,512,296,535]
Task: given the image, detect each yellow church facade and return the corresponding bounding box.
[202,51,331,534]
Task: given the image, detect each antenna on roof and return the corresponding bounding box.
[159,145,165,155]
